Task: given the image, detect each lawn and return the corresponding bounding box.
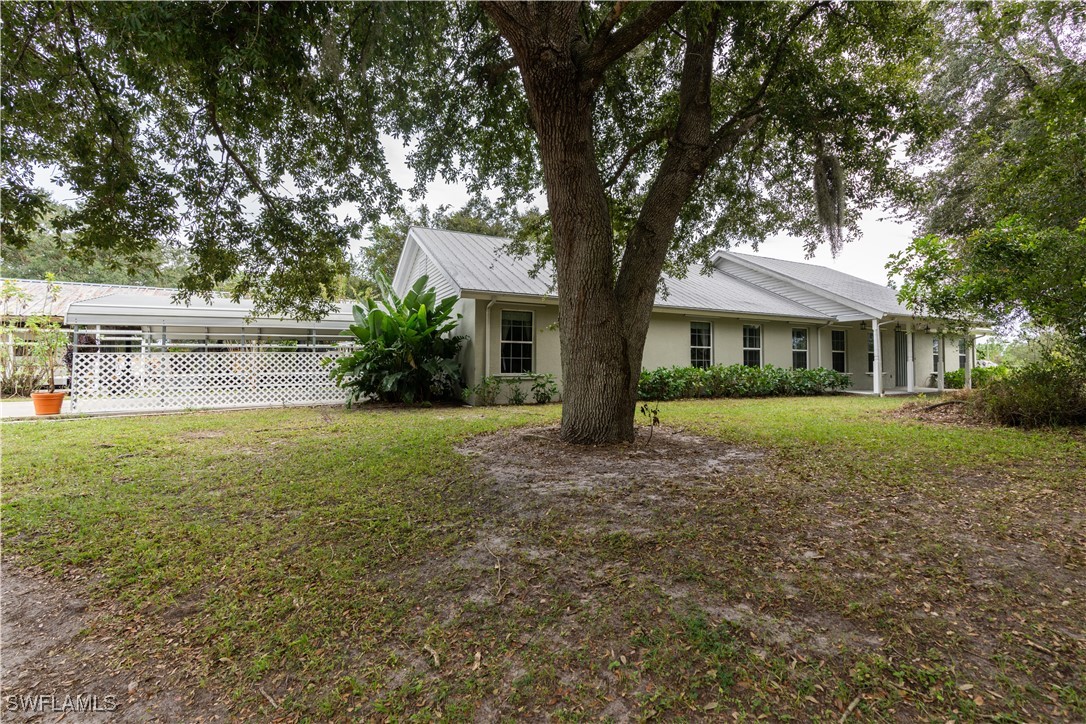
[2,397,1083,721]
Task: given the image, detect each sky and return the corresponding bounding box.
[379,138,919,289]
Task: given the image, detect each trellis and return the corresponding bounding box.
[70,330,352,413]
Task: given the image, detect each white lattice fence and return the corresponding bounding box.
[71,350,349,412]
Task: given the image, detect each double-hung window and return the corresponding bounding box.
[742,325,761,367]
[791,329,809,370]
[831,330,847,373]
[867,332,875,374]
[690,322,712,369]
[500,310,533,374]
[932,338,940,372]
[958,339,967,369]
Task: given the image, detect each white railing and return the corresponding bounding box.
[70,331,354,413]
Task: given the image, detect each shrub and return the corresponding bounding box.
[330,272,464,405]
[638,364,851,401]
[470,375,501,406]
[975,354,1086,427]
[505,378,527,405]
[530,373,559,404]
[932,365,1009,389]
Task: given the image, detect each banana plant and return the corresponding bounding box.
[331,272,465,404]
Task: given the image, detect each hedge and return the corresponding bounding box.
[638,364,851,401]
[931,365,1009,389]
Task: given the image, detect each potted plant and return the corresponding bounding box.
[28,318,70,415]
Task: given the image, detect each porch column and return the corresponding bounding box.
[937,333,945,392]
[964,335,974,390]
[872,319,883,396]
[906,322,916,392]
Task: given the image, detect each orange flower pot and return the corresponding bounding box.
[30,391,67,415]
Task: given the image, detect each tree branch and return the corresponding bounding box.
[65,4,128,151]
[593,1,631,42]
[606,124,672,188]
[582,1,685,80]
[206,101,278,209]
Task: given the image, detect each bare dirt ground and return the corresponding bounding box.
[380,424,1085,719]
[1,559,224,722]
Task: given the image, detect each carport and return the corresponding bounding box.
[65,293,355,413]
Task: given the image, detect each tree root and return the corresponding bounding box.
[922,400,966,411]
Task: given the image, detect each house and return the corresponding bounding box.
[392,227,980,400]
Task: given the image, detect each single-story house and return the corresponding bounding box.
[392,227,981,401]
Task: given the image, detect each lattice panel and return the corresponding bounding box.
[71,351,348,412]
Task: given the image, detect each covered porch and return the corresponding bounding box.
[64,293,355,413]
[861,315,987,397]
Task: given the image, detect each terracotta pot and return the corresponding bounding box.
[30,391,67,415]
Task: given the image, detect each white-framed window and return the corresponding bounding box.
[500,310,533,374]
[831,329,847,373]
[932,337,940,371]
[690,321,712,369]
[742,325,761,367]
[867,332,875,373]
[958,339,967,369]
[791,328,809,370]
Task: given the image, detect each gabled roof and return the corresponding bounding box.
[402,227,831,320]
[716,252,913,317]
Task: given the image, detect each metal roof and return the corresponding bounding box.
[64,293,354,331]
[1,278,176,319]
[406,227,830,320]
[719,252,913,317]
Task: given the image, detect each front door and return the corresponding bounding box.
[895,330,907,388]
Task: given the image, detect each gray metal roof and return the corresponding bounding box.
[1,278,176,319]
[65,293,354,330]
[408,227,830,319]
[722,252,913,316]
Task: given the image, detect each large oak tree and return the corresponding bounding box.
[2,1,938,442]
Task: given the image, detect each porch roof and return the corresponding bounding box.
[64,292,354,333]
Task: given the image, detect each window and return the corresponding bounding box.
[742,325,761,367]
[831,330,847,373]
[932,338,940,371]
[958,339,967,369]
[690,322,712,369]
[500,310,533,374]
[867,332,875,374]
[791,328,808,369]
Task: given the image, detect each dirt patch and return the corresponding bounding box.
[889,395,993,427]
[373,426,903,715]
[0,559,224,722]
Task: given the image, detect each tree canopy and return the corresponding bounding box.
[889,2,1085,347]
[4,2,936,311]
[0,203,189,286]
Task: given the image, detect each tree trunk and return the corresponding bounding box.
[483,3,733,444]
[491,6,638,444]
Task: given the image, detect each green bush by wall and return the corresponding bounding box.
[638,364,851,401]
[931,365,1009,389]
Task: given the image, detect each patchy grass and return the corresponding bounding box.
[2,397,1083,721]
